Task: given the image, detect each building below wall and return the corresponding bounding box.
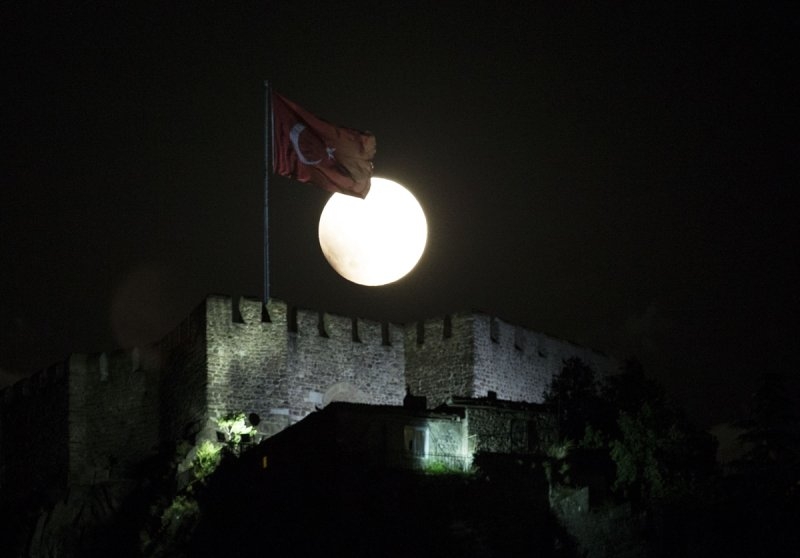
[253,395,559,476]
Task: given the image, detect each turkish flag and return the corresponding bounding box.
[271,92,376,198]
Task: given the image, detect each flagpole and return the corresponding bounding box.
[263,80,272,315]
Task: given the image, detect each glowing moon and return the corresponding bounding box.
[318,177,427,286]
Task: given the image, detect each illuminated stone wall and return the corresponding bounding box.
[404,313,476,407]
[286,305,406,417]
[471,315,618,404]
[464,405,557,454]
[204,296,406,438]
[405,312,617,409]
[204,296,291,438]
[0,294,618,500]
[168,298,564,447]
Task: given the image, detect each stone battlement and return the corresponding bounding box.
[224,296,402,347]
[0,294,618,503]
[1,361,67,406]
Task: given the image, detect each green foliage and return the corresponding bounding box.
[736,373,800,468]
[610,404,666,499]
[545,438,575,461]
[160,494,200,540]
[732,373,800,504]
[580,424,607,450]
[543,358,608,442]
[543,359,717,508]
[140,412,259,555]
[423,459,466,475]
[193,441,222,480]
[601,359,665,414]
[544,439,575,484]
[215,412,258,456]
[609,402,705,504]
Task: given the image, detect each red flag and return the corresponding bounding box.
[271,92,376,198]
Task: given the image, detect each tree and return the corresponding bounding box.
[602,359,665,415]
[544,359,717,507]
[607,391,717,507]
[736,372,800,470]
[609,403,697,503]
[543,357,605,442]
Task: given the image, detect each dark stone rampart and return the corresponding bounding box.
[0,363,69,506]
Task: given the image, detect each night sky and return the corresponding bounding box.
[2,2,797,428]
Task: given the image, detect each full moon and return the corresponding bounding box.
[318,177,427,286]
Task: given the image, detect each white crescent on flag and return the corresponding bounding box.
[289,123,322,166]
[272,90,375,198]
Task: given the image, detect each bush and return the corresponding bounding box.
[193,441,222,480]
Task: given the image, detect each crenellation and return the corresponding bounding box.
[405,313,477,407]
[426,317,445,341]
[320,312,345,340]
[66,349,160,484]
[287,305,298,332]
[263,298,288,328]
[443,314,453,339]
[472,314,618,404]
[0,355,70,508]
[9,360,67,397]
[381,322,391,345]
[1,293,618,503]
[295,307,320,337]
[489,316,500,343]
[352,317,361,343]
[355,318,378,344]
[237,296,264,325]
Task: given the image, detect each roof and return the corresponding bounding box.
[439,395,549,413]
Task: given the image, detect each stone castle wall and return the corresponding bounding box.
[157,300,209,444]
[205,296,406,437]
[0,363,69,506]
[405,313,618,409]
[67,350,160,484]
[0,294,618,498]
[286,302,406,417]
[471,315,618,404]
[404,313,476,407]
[204,296,290,437]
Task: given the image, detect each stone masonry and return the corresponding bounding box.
[0,294,618,499]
